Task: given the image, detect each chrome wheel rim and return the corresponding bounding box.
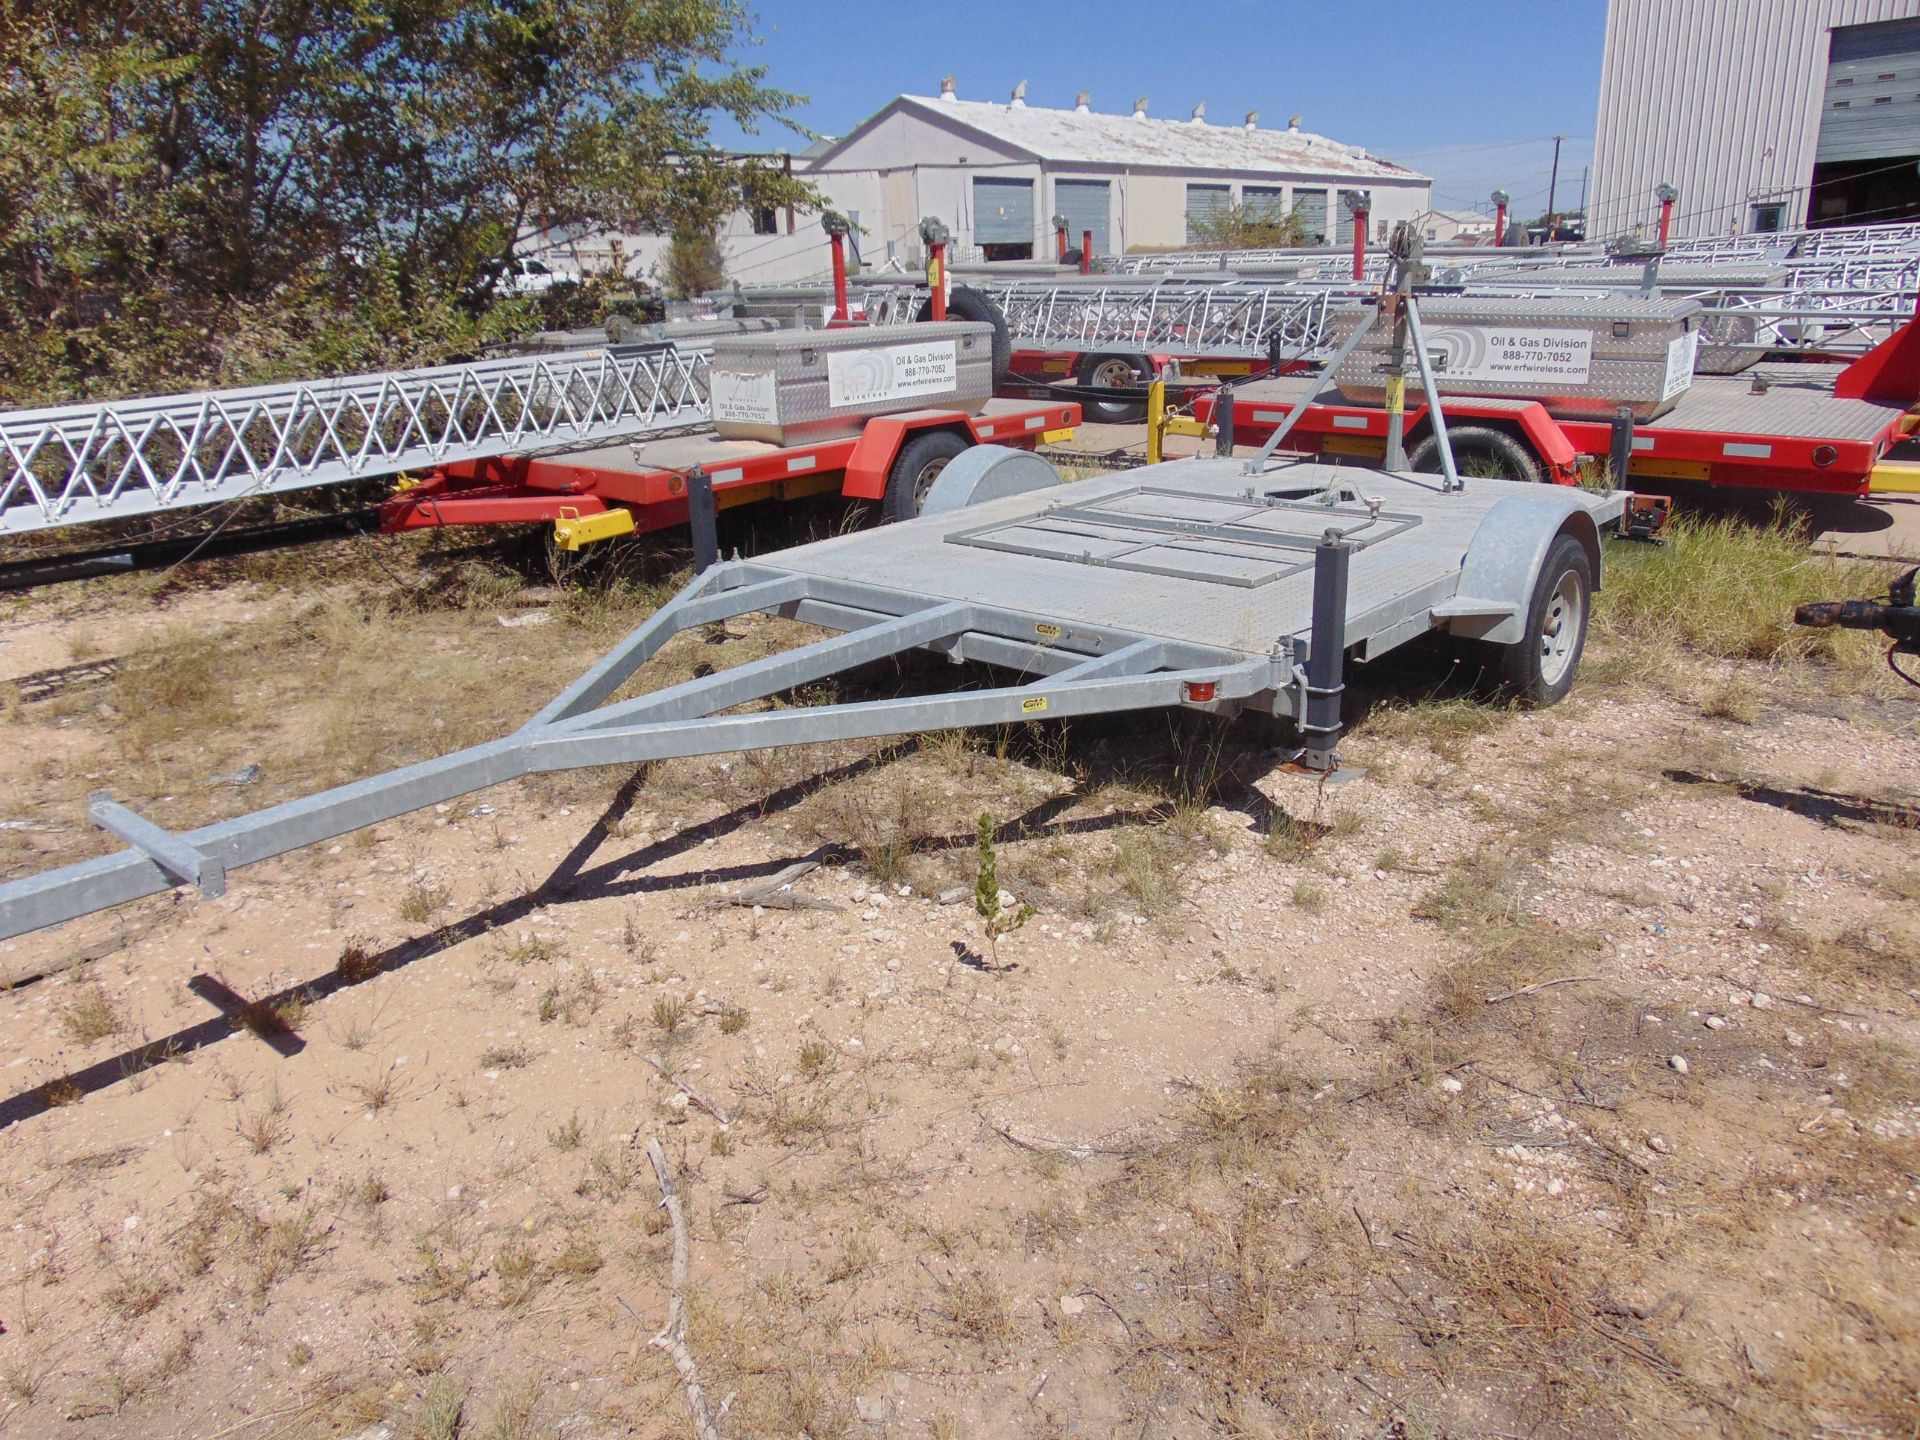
[1090,358,1136,387]
[912,456,951,511]
[1539,571,1584,686]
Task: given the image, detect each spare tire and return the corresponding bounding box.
[916,285,1012,384]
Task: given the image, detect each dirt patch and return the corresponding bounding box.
[0,528,1916,1438]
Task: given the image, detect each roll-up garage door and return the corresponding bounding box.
[973,177,1035,245]
[1290,189,1328,244]
[1818,17,1920,164]
[1334,190,1372,246]
[1054,179,1110,255]
[1243,185,1287,223]
[1185,184,1231,243]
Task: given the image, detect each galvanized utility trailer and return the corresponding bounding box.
[0,443,1626,944]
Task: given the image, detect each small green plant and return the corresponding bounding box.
[651,995,687,1032]
[975,813,1035,970]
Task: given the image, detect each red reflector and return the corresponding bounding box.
[1184,681,1217,703]
[668,475,687,496]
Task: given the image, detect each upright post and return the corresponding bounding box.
[918,215,952,322]
[1545,133,1564,238]
[823,213,851,322]
[1351,202,1370,281]
[1299,534,1352,773]
[1656,183,1678,248]
[1051,212,1069,263]
[1145,379,1166,464]
[1214,387,1236,456]
[1380,225,1421,470]
[1608,405,1635,489]
[1081,230,1093,275]
[1491,189,1509,249]
[687,467,718,574]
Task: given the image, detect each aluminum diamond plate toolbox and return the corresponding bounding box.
[707,322,993,444]
[1331,295,1704,420]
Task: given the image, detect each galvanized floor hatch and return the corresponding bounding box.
[945,485,1422,589]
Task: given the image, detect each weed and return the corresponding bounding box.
[409,1375,467,1440]
[351,1174,391,1216]
[537,986,561,1023]
[718,1004,750,1034]
[337,943,383,983]
[412,1243,478,1305]
[974,813,1035,967]
[651,995,688,1033]
[934,1271,1015,1351]
[496,1242,540,1307]
[479,1044,531,1070]
[798,1039,834,1078]
[349,1064,403,1112]
[578,1149,636,1200]
[399,881,450,924]
[237,1083,291,1154]
[548,1112,585,1151]
[59,983,125,1044]
[551,1235,602,1279]
[1291,878,1326,914]
[103,1268,172,1320]
[481,1381,548,1440]
[235,992,306,1038]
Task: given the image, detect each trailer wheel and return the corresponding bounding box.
[1497,532,1591,707]
[1077,353,1151,423]
[1409,425,1543,484]
[917,285,1012,383]
[883,429,970,522]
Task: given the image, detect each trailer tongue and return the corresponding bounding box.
[0,451,1628,945]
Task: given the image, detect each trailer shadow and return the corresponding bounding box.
[0,734,1209,1130]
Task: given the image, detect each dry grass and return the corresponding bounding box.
[236,1082,291,1154]
[58,982,125,1044]
[1595,515,1893,673]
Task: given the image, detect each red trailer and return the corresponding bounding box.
[379,397,1081,545]
[1191,315,1920,498]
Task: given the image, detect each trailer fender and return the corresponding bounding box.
[842,415,970,500]
[919,445,1062,517]
[1439,495,1602,644]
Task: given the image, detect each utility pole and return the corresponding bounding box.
[1545,133,1564,239]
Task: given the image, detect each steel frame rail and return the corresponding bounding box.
[0,346,714,537]
[0,560,1275,942]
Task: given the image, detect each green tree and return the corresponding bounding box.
[0,0,814,403]
[663,222,726,299]
[1188,200,1308,251]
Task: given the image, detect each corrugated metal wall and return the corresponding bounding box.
[1590,0,1920,240]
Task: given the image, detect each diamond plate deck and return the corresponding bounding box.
[762,460,1613,657]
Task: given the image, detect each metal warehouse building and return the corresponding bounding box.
[802,80,1431,269]
[1590,0,1920,240]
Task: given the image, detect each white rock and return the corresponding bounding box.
[1647,1134,1671,1153]
[1438,1075,1464,1094]
[1059,1294,1086,1316]
[1751,992,1775,1010]
[1704,1015,1728,1030]
[1668,1055,1690,1074]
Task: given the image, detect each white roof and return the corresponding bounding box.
[814,95,1427,183]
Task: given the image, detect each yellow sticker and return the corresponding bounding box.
[1021,696,1049,714]
[1034,622,1062,640]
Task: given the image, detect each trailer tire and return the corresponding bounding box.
[1496,532,1591,707]
[1077,352,1151,423]
[883,429,971,522]
[917,285,1012,383]
[1410,425,1543,484]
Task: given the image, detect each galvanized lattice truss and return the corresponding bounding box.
[0,346,713,536]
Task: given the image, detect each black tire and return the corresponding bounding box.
[916,285,1012,383]
[1076,352,1152,423]
[1409,425,1543,484]
[1496,532,1592,707]
[883,429,970,522]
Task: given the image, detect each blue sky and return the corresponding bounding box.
[709,0,1607,219]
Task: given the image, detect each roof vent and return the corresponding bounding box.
[1287,114,1301,132]
[1075,91,1091,113]
[1009,79,1026,108]
[1244,109,1259,130]
[1132,96,1148,119]
[939,76,958,102]
[1189,102,1207,124]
